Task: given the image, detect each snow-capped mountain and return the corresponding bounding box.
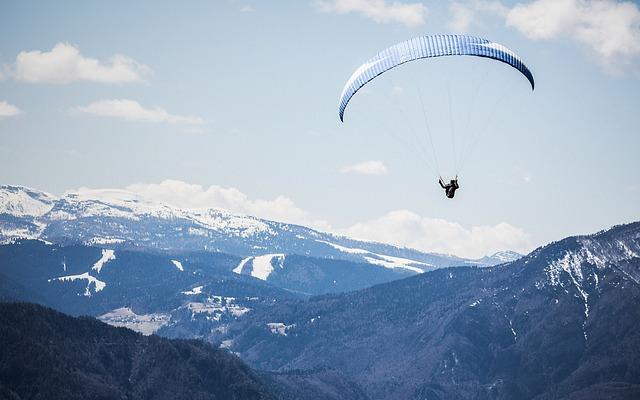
[475,250,523,265]
[0,185,506,273]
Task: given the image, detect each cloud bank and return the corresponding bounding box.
[107,180,532,258]
[71,99,204,125]
[13,42,148,84]
[340,210,531,259]
[125,180,331,231]
[315,0,427,27]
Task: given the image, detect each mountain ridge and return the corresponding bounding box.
[224,221,640,400]
[0,184,520,272]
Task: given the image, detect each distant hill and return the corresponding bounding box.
[226,222,640,400]
[0,302,275,400]
[0,240,301,344]
[0,184,512,274]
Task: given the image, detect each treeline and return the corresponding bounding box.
[0,302,274,400]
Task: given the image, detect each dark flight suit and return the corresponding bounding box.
[439,178,459,199]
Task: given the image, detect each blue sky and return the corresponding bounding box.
[1,0,639,258]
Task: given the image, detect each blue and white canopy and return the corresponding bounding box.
[338,34,534,121]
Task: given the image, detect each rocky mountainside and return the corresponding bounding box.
[0,302,275,400]
[225,222,640,400]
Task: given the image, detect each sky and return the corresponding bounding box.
[1,0,639,258]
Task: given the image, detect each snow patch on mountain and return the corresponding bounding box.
[319,240,429,273]
[363,254,427,273]
[0,227,41,242]
[233,257,252,274]
[84,237,125,245]
[92,249,115,274]
[233,254,285,280]
[182,285,203,295]
[267,322,296,336]
[469,299,481,307]
[317,240,369,255]
[251,254,285,280]
[48,272,106,296]
[171,259,184,271]
[509,319,517,341]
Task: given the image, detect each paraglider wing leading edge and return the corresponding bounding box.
[338,34,535,122]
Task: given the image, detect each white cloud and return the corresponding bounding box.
[340,210,532,258]
[124,180,332,231]
[0,101,21,118]
[341,160,389,175]
[506,0,640,71]
[314,0,427,27]
[456,0,640,72]
[117,180,531,258]
[449,2,474,32]
[71,99,204,125]
[13,42,148,84]
[240,5,256,12]
[445,1,512,33]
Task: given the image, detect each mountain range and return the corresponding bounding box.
[0,184,519,270]
[2,184,639,399]
[225,222,640,399]
[0,183,521,306]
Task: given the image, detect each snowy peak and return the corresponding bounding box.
[528,222,640,285]
[0,184,526,271]
[490,250,522,262]
[490,250,522,263]
[0,185,56,217]
[513,222,640,332]
[502,222,640,342]
[472,250,523,266]
[51,189,181,221]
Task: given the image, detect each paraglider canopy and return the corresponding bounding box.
[338,34,534,122]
